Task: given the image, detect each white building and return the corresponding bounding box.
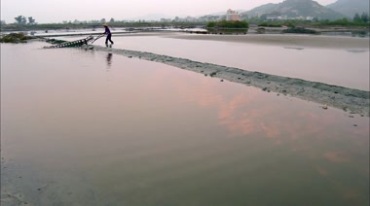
[226,9,241,21]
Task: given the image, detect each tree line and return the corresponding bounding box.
[1,12,368,32]
[353,12,369,23]
[13,15,37,25]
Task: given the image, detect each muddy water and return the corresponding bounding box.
[91,34,369,90]
[1,41,369,206]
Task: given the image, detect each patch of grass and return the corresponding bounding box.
[0,33,35,43]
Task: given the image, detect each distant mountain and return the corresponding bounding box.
[327,0,369,18]
[243,0,344,20]
[242,3,279,18]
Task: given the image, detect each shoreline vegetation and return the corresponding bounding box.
[1,17,369,38]
[1,25,369,43]
[0,32,36,43]
[1,18,369,42]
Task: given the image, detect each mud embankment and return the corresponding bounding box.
[88,45,370,116]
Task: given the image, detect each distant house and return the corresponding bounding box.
[226,9,241,21]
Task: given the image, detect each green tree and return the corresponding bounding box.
[360,13,369,23]
[333,18,350,26]
[14,15,27,24]
[109,18,115,23]
[207,21,216,27]
[28,16,36,25]
[207,20,248,34]
[353,13,361,22]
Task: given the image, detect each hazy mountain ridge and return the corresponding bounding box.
[327,0,369,18]
[242,0,344,20]
[242,3,277,18]
[131,0,368,22]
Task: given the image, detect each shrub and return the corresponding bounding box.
[282,27,319,34]
[0,32,34,43]
[206,20,249,34]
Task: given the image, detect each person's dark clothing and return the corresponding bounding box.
[104,26,113,45]
[104,26,111,35]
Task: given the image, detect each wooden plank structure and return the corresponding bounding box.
[43,35,95,49]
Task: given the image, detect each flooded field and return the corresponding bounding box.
[102,33,369,90]
[1,36,369,206]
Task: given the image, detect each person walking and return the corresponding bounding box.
[103,24,114,47]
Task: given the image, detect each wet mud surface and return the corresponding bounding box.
[91,45,370,116]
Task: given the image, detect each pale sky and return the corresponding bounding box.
[1,0,337,23]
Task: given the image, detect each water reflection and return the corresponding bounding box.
[1,42,369,206]
[106,53,113,67]
[171,73,369,178]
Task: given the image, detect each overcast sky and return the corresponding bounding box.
[1,0,337,23]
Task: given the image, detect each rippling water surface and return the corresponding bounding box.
[1,40,369,206]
